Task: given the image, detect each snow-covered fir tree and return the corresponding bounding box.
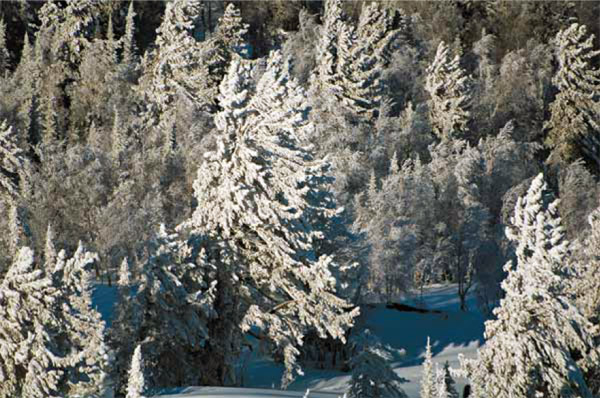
[572,206,600,394]
[420,337,436,398]
[51,243,113,398]
[126,345,146,398]
[425,41,473,141]
[144,0,204,111]
[215,3,250,59]
[193,2,250,109]
[348,329,407,398]
[0,18,10,76]
[312,0,408,119]
[121,2,138,68]
[0,244,111,398]
[0,120,25,201]
[459,174,600,398]
[545,23,600,168]
[111,225,217,393]
[435,362,458,398]
[180,51,359,388]
[0,247,64,398]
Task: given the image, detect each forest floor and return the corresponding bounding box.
[92,284,486,398]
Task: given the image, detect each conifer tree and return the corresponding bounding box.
[420,337,436,398]
[215,3,250,58]
[181,51,358,387]
[0,120,25,201]
[147,0,204,109]
[545,23,600,169]
[111,225,217,393]
[0,247,64,398]
[313,0,345,95]
[425,41,473,141]
[459,174,600,398]
[572,207,600,394]
[344,2,406,119]
[52,244,113,398]
[312,0,408,119]
[436,362,458,398]
[190,2,250,109]
[348,330,407,398]
[0,18,10,76]
[126,345,145,398]
[122,2,138,67]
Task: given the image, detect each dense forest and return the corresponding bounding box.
[0,1,599,397]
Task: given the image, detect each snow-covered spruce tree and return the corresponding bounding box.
[348,329,407,398]
[0,245,110,397]
[312,0,345,98]
[425,41,473,141]
[51,243,113,398]
[126,345,146,398]
[110,225,217,394]
[312,0,408,120]
[0,247,64,398]
[121,1,138,68]
[571,207,600,394]
[459,174,600,398]
[436,362,458,398]
[344,2,407,119]
[0,18,10,76]
[0,120,26,201]
[145,0,204,111]
[192,2,250,109]
[180,51,359,388]
[545,23,600,169]
[420,337,436,398]
[215,3,250,59]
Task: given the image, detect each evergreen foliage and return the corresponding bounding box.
[0,1,598,394]
[0,246,111,398]
[459,174,600,398]
[545,23,600,168]
[420,337,436,398]
[425,41,472,141]
[125,345,146,398]
[181,51,359,387]
[348,329,407,398]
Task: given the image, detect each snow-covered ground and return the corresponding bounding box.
[239,284,485,398]
[93,284,486,398]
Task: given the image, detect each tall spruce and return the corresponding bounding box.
[545,23,600,169]
[425,41,473,141]
[459,174,600,397]
[180,51,359,387]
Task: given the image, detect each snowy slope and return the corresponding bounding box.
[143,284,486,398]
